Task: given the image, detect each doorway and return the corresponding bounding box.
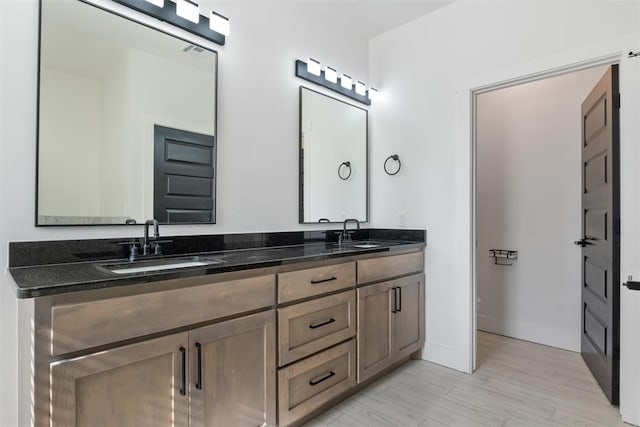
[473,64,620,404]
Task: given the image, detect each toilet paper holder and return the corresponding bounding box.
[489,249,518,266]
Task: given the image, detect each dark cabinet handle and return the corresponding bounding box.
[309,371,335,386]
[179,347,186,396]
[624,281,640,291]
[398,286,402,313]
[310,276,337,284]
[391,287,398,313]
[195,342,202,390]
[309,318,336,329]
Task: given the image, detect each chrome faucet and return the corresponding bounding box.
[339,218,360,245]
[142,219,160,256]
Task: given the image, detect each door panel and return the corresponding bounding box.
[154,125,215,223]
[189,311,276,427]
[357,281,394,382]
[394,274,425,359]
[580,65,620,404]
[50,333,189,427]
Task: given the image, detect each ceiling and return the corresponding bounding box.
[311,1,456,40]
[210,0,455,40]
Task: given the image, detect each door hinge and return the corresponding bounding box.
[614,93,621,110]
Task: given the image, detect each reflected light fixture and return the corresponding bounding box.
[355,80,366,96]
[325,66,337,84]
[340,73,352,90]
[176,0,200,23]
[307,58,321,76]
[368,87,379,100]
[209,11,230,36]
[144,0,164,7]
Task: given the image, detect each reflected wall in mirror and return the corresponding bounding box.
[37,0,217,226]
[299,87,368,223]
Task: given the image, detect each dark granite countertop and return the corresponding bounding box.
[9,237,425,299]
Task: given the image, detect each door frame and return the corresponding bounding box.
[469,53,621,371]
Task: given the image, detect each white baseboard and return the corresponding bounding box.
[477,313,580,352]
[422,340,471,373]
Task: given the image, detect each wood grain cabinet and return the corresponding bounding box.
[357,273,425,383]
[50,311,276,427]
[51,332,190,427]
[189,311,276,427]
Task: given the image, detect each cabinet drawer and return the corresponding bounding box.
[51,274,276,356]
[278,291,356,366]
[278,340,356,426]
[357,251,424,284]
[278,262,355,303]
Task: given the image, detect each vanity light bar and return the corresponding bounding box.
[113,0,229,46]
[294,59,376,106]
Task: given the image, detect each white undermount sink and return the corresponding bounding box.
[101,256,224,275]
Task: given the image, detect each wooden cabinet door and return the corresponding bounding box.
[50,332,189,427]
[189,311,276,427]
[357,281,395,383]
[393,273,425,359]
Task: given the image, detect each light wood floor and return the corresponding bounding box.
[304,331,625,426]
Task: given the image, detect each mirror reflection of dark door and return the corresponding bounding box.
[153,125,216,224]
[578,65,620,404]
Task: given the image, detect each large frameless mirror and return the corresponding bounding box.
[299,87,368,223]
[37,0,217,225]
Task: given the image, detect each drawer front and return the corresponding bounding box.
[51,275,276,356]
[278,262,355,303]
[357,251,424,284]
[278,340,356,426]
[278,291,356,366]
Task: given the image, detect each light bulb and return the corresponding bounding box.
[340,73,352,90]
[176,0,199,24]
[368,87,379,100]
[144,0,164,7]
[324,66,337,84]
[307,58,321,76]
[209,11,229,36]
[355,80,366,96]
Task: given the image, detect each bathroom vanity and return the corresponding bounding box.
[11,231,425,427]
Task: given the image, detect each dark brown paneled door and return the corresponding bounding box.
[154,125,215,223]
[579,65,620,404]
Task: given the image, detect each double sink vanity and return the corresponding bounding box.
[11,229,426,426]
[18,1,425,425]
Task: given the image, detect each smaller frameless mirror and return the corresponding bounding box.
[299,87,368,223]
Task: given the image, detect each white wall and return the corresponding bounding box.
[369,0,639,423]
[38,68,102,216]
[0,1,371,424]
[476,66,606,352]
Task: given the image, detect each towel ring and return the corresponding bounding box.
[384,154,401,175]
[338,161,352,180]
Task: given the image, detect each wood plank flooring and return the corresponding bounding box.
[304,331,625,426]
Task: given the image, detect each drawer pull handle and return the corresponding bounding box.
[179,346,186,396]
[195,342,203,390]
[309,371,336,386]
[309,318,336,329]
[310,276,338,284]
